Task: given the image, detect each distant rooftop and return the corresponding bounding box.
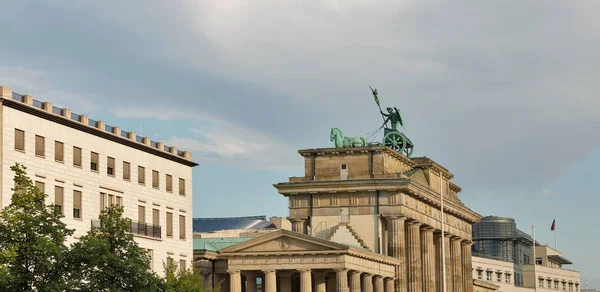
[193,216,277,233]
[194,237,253,252]
[0,86,196,166]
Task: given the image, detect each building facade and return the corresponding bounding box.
[0,86,197,274]
[274,147,483,292]
[472,216,580,291]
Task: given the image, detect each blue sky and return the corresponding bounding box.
[1,0,599,286]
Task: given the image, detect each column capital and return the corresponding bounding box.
[362,273,374,278]
[287,217,308,222]
[421,226,435,232]
[348,270,362,275]
[373,275,384,279]
[451,235,462,241]
[297,268,312,273]
[262,269,277,273]
[383,215,407,221]
[461,239,474,245]
[406,221,422,227]
[228,269,241,274]
[333,268,348,273]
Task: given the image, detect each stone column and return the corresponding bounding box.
[230,271,242,292]
[245,273,257,292]
[334,269,348,292]
[203,272,214,290]
[362,274,374,292]
[420,227,436,292]
[444,234,453,292]
[374,276,384,292]
[384,278,395,292]
[279,271,293,292]
[291,219,306,234]
[406,222,422,292]
[462,241,474,292]
[451,238,463,292]
[300,269,313,292]
[349,271,361,292]
[314,271,327,292]
[387,216,407,292]
[263,270,277,292]
[433,233,443,292]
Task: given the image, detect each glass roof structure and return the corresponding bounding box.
[193,216,276,233]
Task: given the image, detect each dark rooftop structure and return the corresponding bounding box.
[193,216,276,233]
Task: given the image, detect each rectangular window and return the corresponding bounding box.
[505,274,510,283]
[138,205,146,223]
[497,273,501,282]
[138,166,145,185]
[539,279,544,287]
[73,146,82,167]
[147,249,154,271]
[477,270,482,280]
[55,141,64,162]
[166,212,173,237]
[166,174,173,192]
[73,190,82,219]
[55,186,64,215]
[152,209,159,226]
[90,152,99,171]
[100,193,106,211]
[35,181,45,193]
[35,135,45,157]
[15,129,25,151]
[179,260,186,272]
[179,215,186,240]
[123,162,130,180]
[107,157,115,176]
[116,196,122,207]
[486,271,492,281]
[100,193,123,211]
[178,178,185,196]
[152,170,159,189]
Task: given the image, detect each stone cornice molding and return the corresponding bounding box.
[274,178,482,223]
[298,147,417,168]
[410,157,454,179]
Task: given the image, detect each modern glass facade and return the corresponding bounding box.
[472,216,535,264]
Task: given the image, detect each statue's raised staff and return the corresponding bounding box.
[370,86,414,157]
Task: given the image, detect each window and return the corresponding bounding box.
[123,162,130,180]
[152,170,159,189]
[138,205,146,223]
[138,166,145,185]
[73,190,82,219]
[90,152,99,171]
[505,274,510,283]
[563,282,567,290]
[166,175,173,192]
[569,283,573,291]
[178,178,185,196]
[107,157,115,176]
[152,209,159,226]
[166,212,173,237]
[55,141,64,162]
[555,281,559,289]
[536,257,542,265]
[548,279,552,288]
[100,193,123,211]
[539,279,544,287]
[497,272,502,282]
[73,147,82,167]
[35,135,45,157]
[147,249,154,271]
[179,260,186,272]
[15,129,25,151]
[477,270,482,280]
[179,215,186,239]
[486,271,492,281]
[35,181,45,193]
[55,186,64,215]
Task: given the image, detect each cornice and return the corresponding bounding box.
[411,157,454,179]
[298,146,417,168]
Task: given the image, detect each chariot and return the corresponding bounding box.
[382,127,414,157]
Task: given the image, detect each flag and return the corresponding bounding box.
[551,219,556,231]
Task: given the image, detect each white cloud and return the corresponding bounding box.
[0,66,96,112]
[114,106,299,170]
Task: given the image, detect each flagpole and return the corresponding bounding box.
[532,225,537,292]
[554,229,557,250]
[440,170,447,292]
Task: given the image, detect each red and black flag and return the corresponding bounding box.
[551,219,556,231]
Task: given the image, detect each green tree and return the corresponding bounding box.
[164,259,220,292]
[0,163,73,291]
[64,206,164,291]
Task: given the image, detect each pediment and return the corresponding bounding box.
[220,230,348,254]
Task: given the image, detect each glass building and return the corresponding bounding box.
[472,216,536,265]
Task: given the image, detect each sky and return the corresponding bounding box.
[1,0,599,286]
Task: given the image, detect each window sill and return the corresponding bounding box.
[179,194,186,197]
[15,148,25,153]
[73,217,83,221]
[108,175,115,178]
[36,154,45,158]
[153,186,159,190]
[123,178,131,181]
[74,165,82,168]
[55,160,64,164]
[91,170,99,173]
[139,183,146,186]
[166,190,173,193]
